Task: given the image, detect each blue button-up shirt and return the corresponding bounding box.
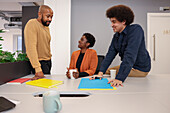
[100,24,151,82]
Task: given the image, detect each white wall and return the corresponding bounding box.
[1,0,169,74]
[44,0,71,75]
[71,0,170,68]
[0,19,21,53]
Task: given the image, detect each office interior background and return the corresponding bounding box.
[0,0,170,75]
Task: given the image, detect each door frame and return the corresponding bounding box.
[147,13,170,59]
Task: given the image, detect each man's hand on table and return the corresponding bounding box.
[108,79,123,87]
[31,71,45,80]
[89,71,123,87]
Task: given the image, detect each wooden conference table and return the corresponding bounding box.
[0,74,170,113]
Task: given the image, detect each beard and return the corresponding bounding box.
[41,15,51,26]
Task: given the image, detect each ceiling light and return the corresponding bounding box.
[18,2,38,6]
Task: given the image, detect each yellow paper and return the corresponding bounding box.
[26,78,63,88]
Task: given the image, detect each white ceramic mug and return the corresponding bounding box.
[110,69,116,79]
[69,69,77,79]
[43,90,62,113]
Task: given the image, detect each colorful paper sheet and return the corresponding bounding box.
[7,78,31,84]
[78,78,116,90]
[26,78,63,88]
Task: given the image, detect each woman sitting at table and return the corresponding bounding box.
[66,33,98,79]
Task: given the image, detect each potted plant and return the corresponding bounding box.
[0,29,31,85]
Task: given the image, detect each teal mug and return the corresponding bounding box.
[43,90,62,113]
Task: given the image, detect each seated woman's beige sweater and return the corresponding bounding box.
[24,19,52,73]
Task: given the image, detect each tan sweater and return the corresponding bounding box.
[24,19,52,73]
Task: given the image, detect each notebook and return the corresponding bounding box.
[26,78,63,88]
[0,97,16,112]
[78,78,116,90]
[7,78,31,84]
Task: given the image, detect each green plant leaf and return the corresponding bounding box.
[0,37,4,41]
[0,33,29,63]
[0,51,16,63]
[16,53,29,61]
[0,29,5,33]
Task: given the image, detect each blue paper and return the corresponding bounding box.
[78,78,113,89]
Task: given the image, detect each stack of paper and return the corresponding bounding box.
[7,78,31,84]
[78,78,116,90]
[26,79,63,88]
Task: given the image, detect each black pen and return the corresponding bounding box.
[91,77,102,80]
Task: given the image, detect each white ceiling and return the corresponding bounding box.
[0,0,44,11]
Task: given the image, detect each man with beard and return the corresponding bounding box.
[24,5,53,80]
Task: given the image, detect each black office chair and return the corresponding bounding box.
[95,55,105,74]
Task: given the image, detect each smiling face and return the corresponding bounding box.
[110,17,126,33]
[78,36,90,49]
[39,8,53,26]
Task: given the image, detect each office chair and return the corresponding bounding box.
[95,55,105,74]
